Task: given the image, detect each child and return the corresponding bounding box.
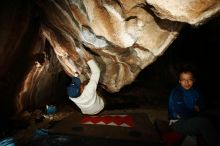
[168,67,219,146]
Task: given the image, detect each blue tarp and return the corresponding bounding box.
[0,137,16,146]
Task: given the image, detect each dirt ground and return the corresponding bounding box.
[4,101,220,146]
[3,103,168,145]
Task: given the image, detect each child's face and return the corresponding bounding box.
[179,72,195,90]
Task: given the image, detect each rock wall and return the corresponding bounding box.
[0,0,220,114]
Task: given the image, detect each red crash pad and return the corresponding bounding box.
[80,115,134,127]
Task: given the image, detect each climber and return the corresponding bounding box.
[66,49,104,115]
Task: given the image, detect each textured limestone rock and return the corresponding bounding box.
[1,0,219,112]
[145,0,220,26]
[36,0,183,92]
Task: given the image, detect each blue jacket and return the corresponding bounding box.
[168,85,205,120]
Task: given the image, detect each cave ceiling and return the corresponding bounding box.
[0,0,220,112]
[36,0,220,91]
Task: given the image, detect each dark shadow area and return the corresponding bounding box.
[27,134,161,146]
[1,1,220,144]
